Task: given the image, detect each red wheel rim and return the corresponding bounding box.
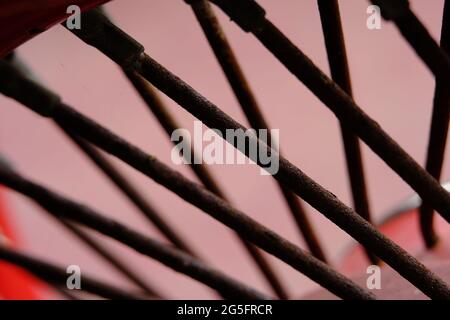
[0,0,111,57]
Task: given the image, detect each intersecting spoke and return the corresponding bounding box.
[0,245,146,300]
[186,0,327,265]
[317,0,377,265]
[419,0,450,248]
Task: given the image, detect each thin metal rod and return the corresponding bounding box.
[187,0,327,264]
[0,166,271,300]
[419,0,450,248]
[126,69,288,299]
[207,0,450,225]
[0,245,144,300]
[317,0,377,265]
[371,0,450,83]
[61,220,161,297]
[64,130,198,256]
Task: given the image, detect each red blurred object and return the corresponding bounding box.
[339,208,450,275]
[0,0,111,57]
[0,187,42,299]
[305,208,450,299]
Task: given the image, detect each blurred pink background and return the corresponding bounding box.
[0,0,449,298]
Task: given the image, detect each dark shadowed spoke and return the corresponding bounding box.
[419,0,450,248]
[0,245,146,300]
[317,0,377,265]
[61,220,162,297]
[371,0,450,83]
